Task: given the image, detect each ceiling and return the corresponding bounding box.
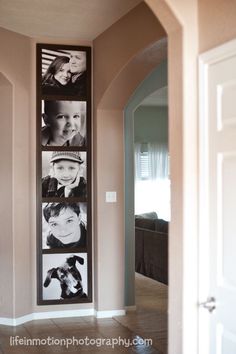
[0,0,142,40]
[140,86,168,107]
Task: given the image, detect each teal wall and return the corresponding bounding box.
[134,105,168,143]
[124,60,167,306]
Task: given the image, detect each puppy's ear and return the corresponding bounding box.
[44,268,57,287]
[77,270,82,281]
[74,255,84,265]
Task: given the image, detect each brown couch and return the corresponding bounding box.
[135,212,168,285]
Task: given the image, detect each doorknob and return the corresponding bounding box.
[199,297,216,313]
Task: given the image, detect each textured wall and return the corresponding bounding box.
[93,2,167,312]
[134,106,168,143]
[0,27,31,319]
[199,0,236,53]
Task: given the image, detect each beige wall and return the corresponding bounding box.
[1,4,235,353]
[94,2,166,107]
[29,36,93,314]
[0,74,13,317]
[199,0,236,53]
[0,27,31,318]
[95,109,125,310]
[146,1,199,353]
[0,2,166,318]
[0,28,93,318]
[93,2,167,311]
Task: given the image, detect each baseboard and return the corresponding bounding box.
[0,314,34,326]
[125,305,136,311]
[0,308,126,326]
[95,309,126,318]
[0,309,95,327]
[34,308,95,321]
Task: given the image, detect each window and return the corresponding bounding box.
[140,151,149,179]
[135,142,170,221]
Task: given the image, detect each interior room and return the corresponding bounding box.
[0,1,236,354]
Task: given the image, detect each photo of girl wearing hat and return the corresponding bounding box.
[42,151,86,198]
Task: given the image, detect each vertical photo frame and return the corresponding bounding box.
[36,43,92,305]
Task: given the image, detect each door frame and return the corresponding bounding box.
[198,38,236,354]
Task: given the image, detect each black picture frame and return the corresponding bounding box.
[36,43,92,305]
[41,100,87,147]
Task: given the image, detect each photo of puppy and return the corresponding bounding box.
[43,253,87,300]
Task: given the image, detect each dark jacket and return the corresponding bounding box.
[46,223,86,249]
[69,72,87,97]
[42,77,73,96]
[42,176,87,198]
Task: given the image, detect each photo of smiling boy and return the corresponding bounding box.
[42,203,86,249]
[42,101,86,147]
[42,151,87,198]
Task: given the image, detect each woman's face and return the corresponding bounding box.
[54,63,71,85]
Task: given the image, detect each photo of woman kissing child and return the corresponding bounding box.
[41,50,87,97]
[42,151,87,198]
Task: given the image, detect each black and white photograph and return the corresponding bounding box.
[42,253,88,301]
[37,43,91,306]
[41,100,86,147]
[42,202,87,249]
[42,151,87,198]
[41,47,87,97]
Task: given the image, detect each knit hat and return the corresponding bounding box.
[50,151,84,164]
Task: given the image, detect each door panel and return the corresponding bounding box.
[222,155,236,288]
[199,39,236,354]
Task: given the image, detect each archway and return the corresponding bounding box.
[124,59,168,306]
[93,1,198,352]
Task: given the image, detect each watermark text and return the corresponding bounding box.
[10,335,152,349]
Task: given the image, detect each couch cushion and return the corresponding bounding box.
[143,231,168,284]
[135,211,158,219]
[155,219,168,233]
[135,218,156,230]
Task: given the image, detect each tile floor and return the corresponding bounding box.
[0,273,167,354]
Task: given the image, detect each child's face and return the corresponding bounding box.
[54,63,71,85]
[46,101,82,143]
[53,160,80,186]
[48,208,81,244]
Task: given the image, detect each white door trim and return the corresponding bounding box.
[198,38,236,354]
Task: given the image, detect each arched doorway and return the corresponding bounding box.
[124,59,168,306]
[93,1,198,352]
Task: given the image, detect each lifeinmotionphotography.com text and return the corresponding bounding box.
[9,335,152,349]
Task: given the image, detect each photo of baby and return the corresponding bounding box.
[43,253,87,300]
[41,100,86,147]
[42,202,87,249]
[42,151,87,198]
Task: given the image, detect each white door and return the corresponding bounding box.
[199,39,236,354]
